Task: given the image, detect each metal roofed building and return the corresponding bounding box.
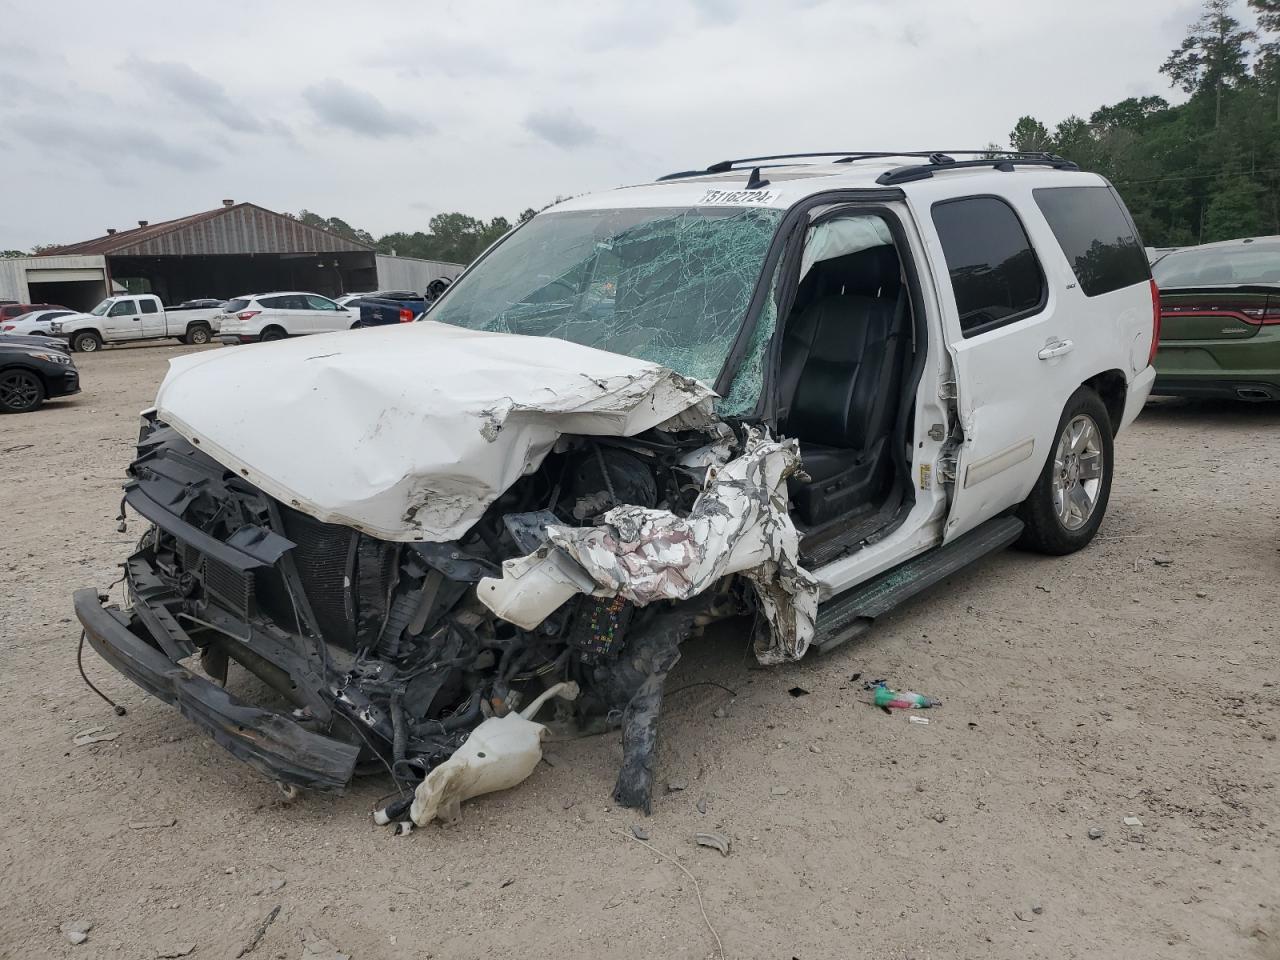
[1,200,462,309]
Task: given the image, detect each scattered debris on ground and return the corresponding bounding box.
[59,920,91,945]
[72,726,119,746]
[695,831,731,856]
[235,905,280,958]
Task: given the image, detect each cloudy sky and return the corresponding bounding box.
[0,0,1214,250]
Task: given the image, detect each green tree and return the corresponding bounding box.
[1009,116,1054,152]
[292,210,376,246]
[1161,0,1254,127]
[0,249,28,258]
[1202,176,1264,240]
[1251,0,1280,120]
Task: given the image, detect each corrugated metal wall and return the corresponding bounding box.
[375,255,464,291]
[116,206,369,257]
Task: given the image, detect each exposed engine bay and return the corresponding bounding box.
[115,406,815,816]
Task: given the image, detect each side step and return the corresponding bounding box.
[811,515,1024,654]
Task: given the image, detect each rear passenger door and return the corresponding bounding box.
[273,295,311,334]
[139,297,165,338]
[925,195,1078,541]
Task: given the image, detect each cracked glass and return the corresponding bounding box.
[430,206,783,397]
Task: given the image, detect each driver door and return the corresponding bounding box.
[104,298,143,340]
[305,294,348,331]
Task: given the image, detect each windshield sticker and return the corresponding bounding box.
[697,188,779,206]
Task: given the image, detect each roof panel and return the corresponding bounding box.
[41,203,374,257]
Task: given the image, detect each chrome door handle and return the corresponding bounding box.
[1038,338,1074,360]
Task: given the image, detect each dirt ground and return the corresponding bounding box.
[1,340,1277,960]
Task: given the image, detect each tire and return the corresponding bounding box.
[71,330,102,353]
[184,323,211,345]
[0,368,46,413]
[259,327,286,342]
[1016,386,1113,555]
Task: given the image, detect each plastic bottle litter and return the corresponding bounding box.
[405,680,579,827]
[869,681,940,710]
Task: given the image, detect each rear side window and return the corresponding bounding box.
[140,299,159,314]
[259,296,288,309]
[1034,186,1150,296]
[932,197,1046,337]
[224,299,250,312]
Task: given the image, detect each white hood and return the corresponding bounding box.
[153,322,716,542]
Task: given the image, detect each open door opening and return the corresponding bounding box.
[775,212,920,563]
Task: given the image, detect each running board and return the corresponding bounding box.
[811,515,1024,654]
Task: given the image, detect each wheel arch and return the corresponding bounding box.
[1081,369,1126,436]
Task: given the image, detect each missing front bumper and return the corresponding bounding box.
[73,588,359,791]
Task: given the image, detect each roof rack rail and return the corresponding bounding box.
[874,156,1078,185]
[656,150,1072,182]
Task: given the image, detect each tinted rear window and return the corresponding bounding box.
[224,299,251,312]
[1034,186,1150,297]
[932,196,1046,337]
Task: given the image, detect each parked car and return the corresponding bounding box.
[49,295,224,352]
[1150,235,1280,401]
[0,302,67,323]
[355,281,453,327]
[0,336,80,412]
[76,151,1156,811]
[214,292,358,343]
[0,333,72,353]
[1,308,76,336]
[335,292,372,308]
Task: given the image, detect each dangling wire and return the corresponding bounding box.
[77,630,126,716]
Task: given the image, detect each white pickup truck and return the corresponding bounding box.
[50,295,223,352]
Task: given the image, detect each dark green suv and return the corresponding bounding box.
[1152,236,1280,401]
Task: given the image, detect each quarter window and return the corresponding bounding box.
[1034,186,1150,296]
[139,299,159,314]
[932,197,1046,337]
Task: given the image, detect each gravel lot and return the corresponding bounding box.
[1,341,1277,960]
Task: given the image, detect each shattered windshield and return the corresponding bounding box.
[429,206,784,397]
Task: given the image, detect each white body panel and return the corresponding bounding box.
[898,170,1158,542]
[154,321,715,542]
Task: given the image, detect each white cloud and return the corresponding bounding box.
[0,0,1195,249]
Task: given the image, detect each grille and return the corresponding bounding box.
[179,539,201,573]
[205,555,254,614]
[279,506,358,647]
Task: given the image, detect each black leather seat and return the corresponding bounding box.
[779,245,906,526]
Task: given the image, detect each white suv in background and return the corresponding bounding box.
[216,292,358,344]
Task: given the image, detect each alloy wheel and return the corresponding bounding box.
[0,370,42,411]
[1052,414,1104,531]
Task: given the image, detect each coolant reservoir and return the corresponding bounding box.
[409,681,579,826]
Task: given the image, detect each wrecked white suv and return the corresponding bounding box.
[75,151,1157,817]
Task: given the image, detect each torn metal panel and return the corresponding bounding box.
[152,321,715,543]
[480,429,820,664]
